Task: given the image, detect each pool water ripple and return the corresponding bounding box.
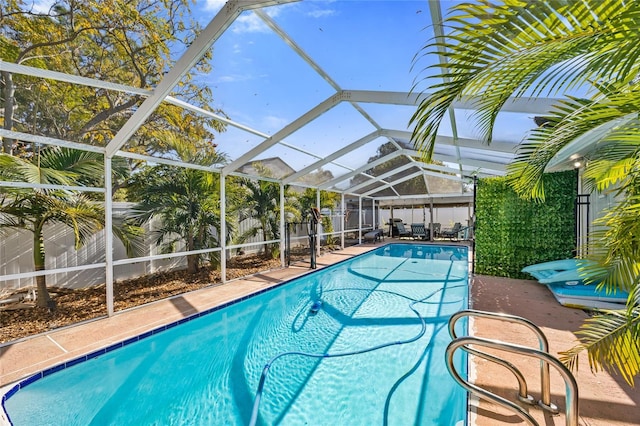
[3,244,469,426]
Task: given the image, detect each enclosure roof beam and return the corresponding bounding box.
[381,129,517,154]
[356,164,467,200]
[105,0,295,158]
[344,90,560,114]
[283,130,381,184]
[223,91,348,174]
[413,160,469,176]
[375,192,471,202]
[345,162,418,193]
[318,149,405,190]
[362,170,424,196]
[0,129,104,153]
[256,11,388,134]
[402,148,508,173]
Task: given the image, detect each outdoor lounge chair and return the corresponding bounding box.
[410,223,429,240]
[363,229,385,243]
[395,222,412,238]
[440,222,462,241]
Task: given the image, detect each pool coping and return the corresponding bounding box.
[1,242,473,425]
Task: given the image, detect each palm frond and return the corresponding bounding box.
[508,90,640,199]
[559,308,640,386]
[112,214,146,258]
[411,0,640,159]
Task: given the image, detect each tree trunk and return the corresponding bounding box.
[33,225,53,308]
[186,233,198,274]
[262,224,269,256]
[2,71,16,154]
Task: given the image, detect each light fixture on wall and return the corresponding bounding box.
[569,153,583,169]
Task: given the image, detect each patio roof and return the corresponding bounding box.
[0,0,574,205]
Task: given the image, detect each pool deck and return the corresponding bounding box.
[1,241,639,425]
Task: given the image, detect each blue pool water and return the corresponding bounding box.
[3,244,469,425]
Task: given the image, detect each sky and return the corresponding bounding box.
[184,0,539,184]
[25,0,540,187]
[194,1,435,172]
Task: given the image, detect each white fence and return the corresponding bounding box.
[0,205,344,292]
[378,206,472,231]
[0,204,471,292]
[0,203,185,291]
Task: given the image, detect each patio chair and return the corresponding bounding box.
[440,222,462,241]
[363,229,385,243]
[410,223,429,240]
[395,222,412,239]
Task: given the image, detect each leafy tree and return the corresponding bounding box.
[128,137,229,274]
[410,0,640,385]
[0,146,142,308]
[1,0,224,156]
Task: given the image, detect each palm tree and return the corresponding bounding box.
[128,140,230,274]
[298,188,341,245]
[235,164,300,258]
[410,0,640,385]
[0,147,140,308]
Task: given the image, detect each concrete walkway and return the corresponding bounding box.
[1,242,638,425]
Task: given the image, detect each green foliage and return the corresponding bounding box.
[475,171,577,278]
[0,147,142,306]
[559,304,640,387]
[233,163,300,259]
[1,0,223,156]
[411,0,640,385]
[128,144,228,273]
[299,188,341,244]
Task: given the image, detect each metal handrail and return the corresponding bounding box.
[446,336,579,426]
[459,344,536,405]
[448,309,557,412]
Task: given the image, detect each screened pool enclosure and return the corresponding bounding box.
[0,1,572,333]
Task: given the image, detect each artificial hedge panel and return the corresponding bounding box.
[475,170,577,278]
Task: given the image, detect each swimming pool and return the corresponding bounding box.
[2,243,469,425]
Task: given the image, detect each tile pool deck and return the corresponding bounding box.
[1,242,638,425]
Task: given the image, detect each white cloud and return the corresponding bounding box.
[28,0,55,13]
[232,43,243,54]
[307,9,335,19]
[203,0,226,12]
[198,2,293,34]
[231,7,287,33]
[232,13,270,33]
[263,115,288,130]
[215,74,254,83]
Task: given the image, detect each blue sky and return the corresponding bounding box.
[188,0,539,182]
[192,1,445,176]
[27,0,538,183]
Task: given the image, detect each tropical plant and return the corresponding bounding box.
[235,164,300,258]
[128,137,229,274]
[410,0,640,385]
[298,188,341,245]
[0,146,141,308]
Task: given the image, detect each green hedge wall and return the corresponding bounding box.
[475,170,577,278]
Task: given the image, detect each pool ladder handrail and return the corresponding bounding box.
[449,309,558,412]
[446,336,579,426]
